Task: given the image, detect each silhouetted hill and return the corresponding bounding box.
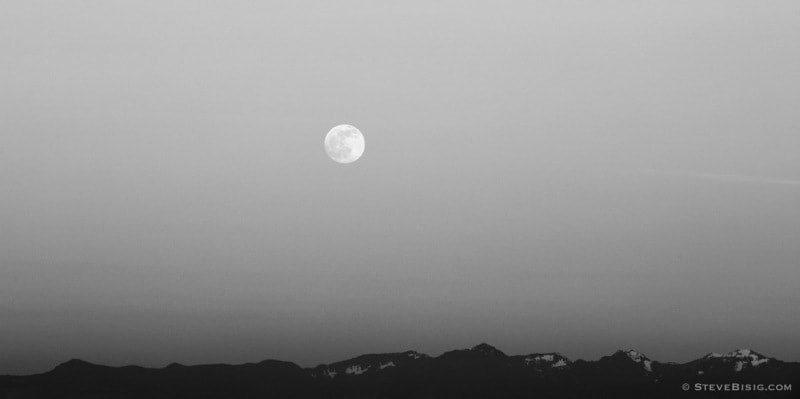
[1,345,797,398]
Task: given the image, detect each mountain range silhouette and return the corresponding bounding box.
[1,344,797,398]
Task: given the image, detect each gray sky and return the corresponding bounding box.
[1,1,799,374]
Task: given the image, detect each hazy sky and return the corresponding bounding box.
[1,1,799,375]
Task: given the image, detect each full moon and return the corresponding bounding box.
[324,124,365,164]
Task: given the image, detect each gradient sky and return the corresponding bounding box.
[1,1,799,375]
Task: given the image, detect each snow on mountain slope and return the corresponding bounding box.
[523,353,571,369]
[621,350,653,372]
[312,351,428,379]
[704,349,771,372]
[379,361,395,369]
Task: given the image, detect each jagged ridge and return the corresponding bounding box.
[1,344,797,399]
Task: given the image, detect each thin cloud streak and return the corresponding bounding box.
[640,169,800,187]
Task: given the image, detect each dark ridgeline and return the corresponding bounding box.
[1,344,797,398]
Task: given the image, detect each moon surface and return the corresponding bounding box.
[324,124,365,164]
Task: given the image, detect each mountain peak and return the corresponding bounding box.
[402,350,427,360]
[50,359,98,374]
[470,343,505,356]
[57,359,94,368]
[610,350,653,372]
[621,349,650,362]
